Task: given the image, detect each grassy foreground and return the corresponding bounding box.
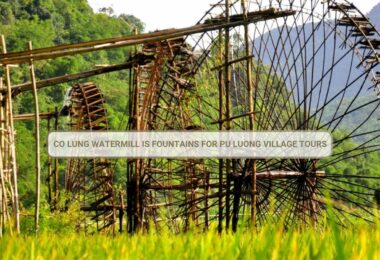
[0,223,379,260]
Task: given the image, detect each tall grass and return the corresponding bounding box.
[1,222,379,259]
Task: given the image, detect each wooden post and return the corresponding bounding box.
[132,63,142,232]
[204,165,209,230]
[135,75,142,231]
[53,107,59,210]
[119,192,124,233]
[241,0,257,228]
[47,115,52,209]
[224,0,232,231]
[128,28,143,233]
[28,41,41,234]
[1,35,20,234]
[218,30,224,234]
[126,63,133,233]
[0,78,7,237]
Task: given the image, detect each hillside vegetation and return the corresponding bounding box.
[0,0,142,209]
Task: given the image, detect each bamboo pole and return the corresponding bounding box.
[0,77,3,161]
[218,30,224,234]
[204,165,209,230]
[132,27,142,232]
[126,57,133,233]
[0,195,2,236]
[119,192,124,233]
[135,66,142,231]
[28,41,41,234]
[53,107,59,211]
[224,0,232,231]
[47,115,52,209]
[241,0,257,228]
[13,112,57,121]
[1,35,20,234]
[0,78,7,237]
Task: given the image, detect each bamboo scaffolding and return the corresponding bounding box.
[1,35,20,234]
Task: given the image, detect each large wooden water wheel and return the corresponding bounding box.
[64,82,116,233]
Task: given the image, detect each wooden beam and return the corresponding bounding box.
[142,171,326,190]
[211,55,255,71]
[256,170,325,179]
[8,54,154,96]
[13,112,58,121]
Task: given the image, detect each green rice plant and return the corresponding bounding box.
[1,220,380,260]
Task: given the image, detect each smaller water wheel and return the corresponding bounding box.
[64,82,116,233]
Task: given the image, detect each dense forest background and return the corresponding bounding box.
[0,0,379,232]
[0,0,143,216]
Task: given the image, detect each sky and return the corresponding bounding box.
[87,0,380,32]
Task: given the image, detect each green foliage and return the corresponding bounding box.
[0,0,143,210]
[20,196,82,235]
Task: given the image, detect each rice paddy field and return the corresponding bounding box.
[1,223,379,260]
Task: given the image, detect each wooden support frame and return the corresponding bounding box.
[1,35,20,234]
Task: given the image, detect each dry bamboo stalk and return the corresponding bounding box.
[1,35,20,234]
[28,41,41,234]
